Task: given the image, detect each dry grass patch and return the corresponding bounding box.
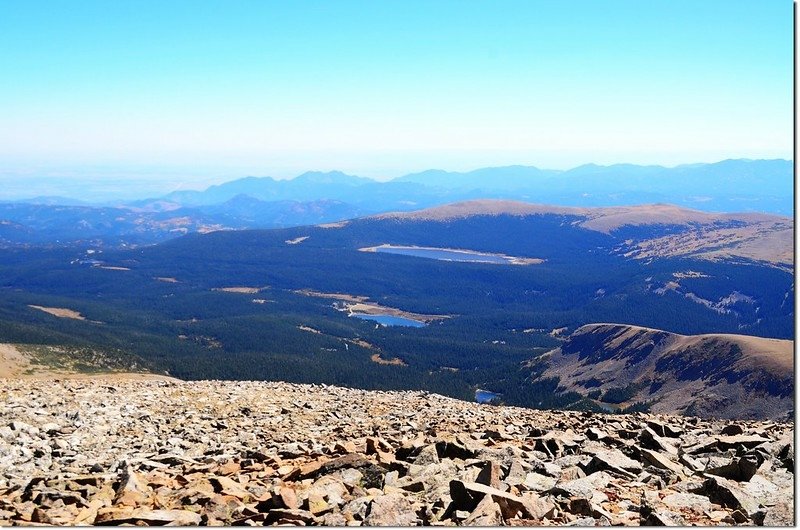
[28,305,87,321]
[370,353,407,366]
[295,289,370,303]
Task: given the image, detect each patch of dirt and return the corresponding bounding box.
[295,289,370,303]
[0,344,33,377]
[28,305,87,321]
[624,222,793,268]
[20,371,181,382]
[344,302,446,323]
[370,353,407,366]
[346,338,377,350]
[0,343,177,381]
[212,287,266,294]
[673,271,710,279]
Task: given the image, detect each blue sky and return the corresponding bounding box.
[0,0,792,192]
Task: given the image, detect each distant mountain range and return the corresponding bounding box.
[150,158,793,214]
[0,159,792,247]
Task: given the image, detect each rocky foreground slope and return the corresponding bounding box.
[0,379,793,526]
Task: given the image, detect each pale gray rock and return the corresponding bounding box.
[364,493,417,526]
[0,378,792,527]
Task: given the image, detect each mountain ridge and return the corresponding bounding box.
[369,199,793,266]
[9,158,789,215]
[534,323,793,420]
[373,199,790,225]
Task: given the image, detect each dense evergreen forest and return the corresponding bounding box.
[0,214,792,412]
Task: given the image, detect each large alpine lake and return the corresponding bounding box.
[371,245,516,264]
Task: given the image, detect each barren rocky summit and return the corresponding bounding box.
[0,378,793,526]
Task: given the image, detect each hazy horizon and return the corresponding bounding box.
[0,0,792,200]
[0,157,792,203]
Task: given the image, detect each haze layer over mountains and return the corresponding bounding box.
[0,159,791,249]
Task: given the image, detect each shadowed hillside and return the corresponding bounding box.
[534,324,793,420]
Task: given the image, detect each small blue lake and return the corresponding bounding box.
[374,246,512,264]
[353,314,426,327]
[475,389,502,403]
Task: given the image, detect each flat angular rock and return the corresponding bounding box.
[520,492,557,520]
[523,472,556,492]
[413,444,440,466]
[705,454,760,482]
[639,427,678,455]
[201,494,245,522]
[741,474,781,505]
[307,493,331,516]
[113,464,150,507]
[639,448,685,476]
[278,486,299,510]
[565,515,603,526]
[686,438,719,454]
[559,465,586,482]
[660,492,713,513]
[211,476,251,499]
[364,493,417,526]
[475,461,503,489]
[584,449,642,478]
[549,471,613,501]
[95,508,202,525]
[463,495,503,526]
[586,427,608,441]
[640,506,686,526]
[505,458,529,485]
[321,453,378,474]
[265,508,319,525]
[716,434,770,450]
[697,476,760,516]
[762,499,794,526]
[449,480,540,520]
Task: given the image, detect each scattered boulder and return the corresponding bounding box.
[696,476,760,516]
[364,493,417,526]
[0,378,792,527]
[584,449,642,478]
[463,495,503,526]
